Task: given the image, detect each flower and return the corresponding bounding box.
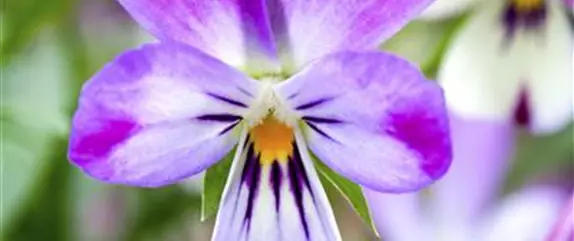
[436,0,572,134]
[68,0,452,240]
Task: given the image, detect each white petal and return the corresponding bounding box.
[524,2,573,134]
[438,0,573,133]
[480,186,568,241]
[419,0,477,20]
[438,0,522,121]
[211,127,341,241]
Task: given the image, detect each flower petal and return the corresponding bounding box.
[418,0,477,20]
[275,51,451,192]
[438,1,522,122]
[212,127,341,241]
[431,113,515,235]
[363,190,428,241]
[267,0,436,70]
[480,186,568,241]
[117,0,279,72]
[546,196,574,241]
[523,3,573,134]
[69,43,257,187]
[438,1,573,134]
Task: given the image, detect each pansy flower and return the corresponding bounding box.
[68,0,452,240]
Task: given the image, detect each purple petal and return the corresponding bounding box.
[430,113,515,228]
[275,51,452,192]
[363,190,428,241]
[546,195,574,241]
[117,0,279,72]
[267,0,435,69]
[481,186,569,241]
[69,43,257,187]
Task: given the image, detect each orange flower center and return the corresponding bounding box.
[249,116,295,165]
[512,0,543,13]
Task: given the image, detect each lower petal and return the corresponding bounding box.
[212,125,340,241]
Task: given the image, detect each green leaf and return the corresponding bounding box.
[201,150,235,221]
[312,157,379,237]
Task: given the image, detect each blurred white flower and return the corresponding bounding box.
[433,0,573,134]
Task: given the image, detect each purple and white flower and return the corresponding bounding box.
[67,0,452,240]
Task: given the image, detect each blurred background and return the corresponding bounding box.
[1,0,572,240]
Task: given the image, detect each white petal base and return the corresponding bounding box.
[212,128,341,241]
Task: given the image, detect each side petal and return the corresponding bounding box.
[267,0,436,70]
[212,127,341,241]
[69,43,256,187]
[524,2,573,134]
[117,0,279,72]
[438,0,523,122]
[275,51,452,193]
[431,113,515,237]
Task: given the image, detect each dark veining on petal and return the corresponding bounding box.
[270,161,283,212]
[219,121,240,135]
[243,150,262,234]
[229,139,253,231]
[306,122,339,143]
[303,116,343,124]
[501,0,547,41]
[287,155,310,239]
[513,89,531,126]
[295,97,334,110]
[287,92,300,100]
[206,92,249,108]
[238,86,255,98]
[196,114,242,122]
[291,143,314,197]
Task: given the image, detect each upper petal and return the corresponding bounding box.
[69,43,257,187]
[275,51,452,193]
[267,0,436,70]
[117,0,279,73]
